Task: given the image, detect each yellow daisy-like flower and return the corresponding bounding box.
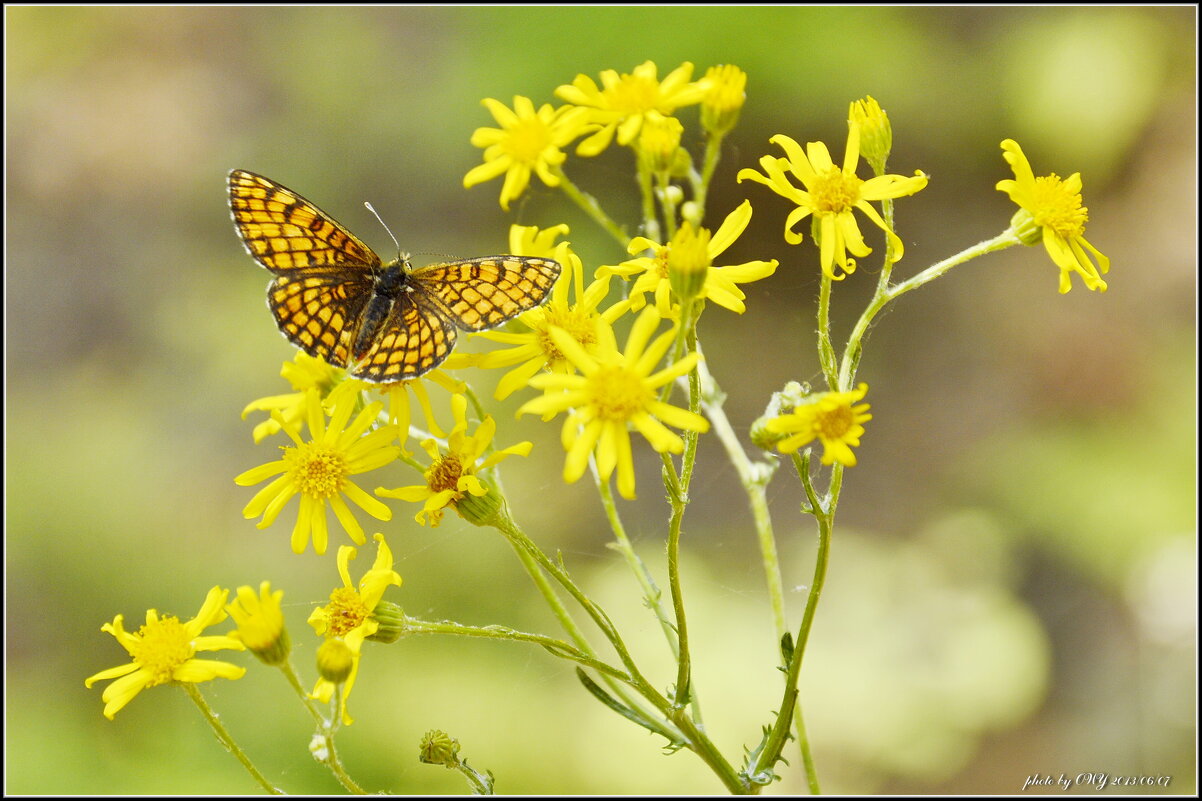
[470,225,624,400]
[996,139,1109,294]
[599,200,777,318]
[555,61,710,157]
[308,533,402,725]
[738,123,928,280]
[235,389,399,555]
[85,587,246,720]
[464,96,592,211]
[376,394,532,527]
[226,581,289,666]
[517,308,710,499]
[242,352,347,443]
[764,384,872,467]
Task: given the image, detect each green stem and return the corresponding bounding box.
[657,172,678,241]
[277,661,365,792]
[664,451,692,711]
[838,230,1020,389]
[697,360,785,636]
[794,702,820,796]
[660,313,703,714]
[550,165,629,249]
[816,270,838,389]
[495,511,744,791]
[502,532,659,724]
[182,683,283,795]
[636,160,662,244]
[747,454,831,793]
[403,617,630,681]
[694,131,725,216]
[594,469,680,656]
[495,514,647,685]
[279,659,324,725]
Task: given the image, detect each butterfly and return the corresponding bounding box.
[228,169,561,382]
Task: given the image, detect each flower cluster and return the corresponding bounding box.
[89,62,1112,801]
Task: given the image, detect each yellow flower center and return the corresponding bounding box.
[537,305,597,367]
[1029,174,1088,238]
[810,167,863,214]
[605,74,660,114]
[503,117,553,165]
[426,454,465,495]
[287,443,347,499]
[815,404,855,441]
[651,245,672,279]
[128,616,193,687]
[325,587,370,637]
[589,365,652,421]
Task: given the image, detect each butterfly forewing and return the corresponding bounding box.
[228,170,561,382]
[229,170,381,273]
[412,256,562,331]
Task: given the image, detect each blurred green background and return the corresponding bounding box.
[6,6,1196,795]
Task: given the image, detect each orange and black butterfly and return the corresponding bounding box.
[228,169,560,382]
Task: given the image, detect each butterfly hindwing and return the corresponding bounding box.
[351,291,457,382]
[267,273,373,370]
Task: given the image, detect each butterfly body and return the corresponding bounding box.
[228,170,560,382]
[352,258,416,360]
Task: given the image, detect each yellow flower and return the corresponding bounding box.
[517,308,710,499]
[764,384,872,467]
[242,352,347,443]
[376,394,531,527]
[236,389,399,555]
[701,64,747,137]
[556,61,709,156]
[738,124,928,280]
[85,587,246,719]
[469,225,624,400]
[226,581,289,665]
[464,96,591,211]
[308,533,402,725]
[996,139,1109,294]
[599,201,777,318]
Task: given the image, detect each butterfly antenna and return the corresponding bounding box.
[364,201,404,260]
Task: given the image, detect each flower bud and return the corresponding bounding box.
[316,638,354,685]
[701,65,746,137]
[849,96,892,172]
[226,582,290,666]
[667,223,711,303]
[637,112,683,174]
[419,730,461,767]
[366,600,407,644]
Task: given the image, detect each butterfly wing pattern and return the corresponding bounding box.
[228,169,560,382]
